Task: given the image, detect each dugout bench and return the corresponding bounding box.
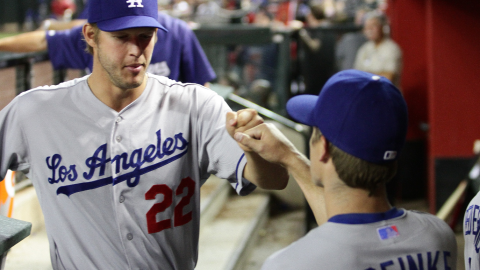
[0,215,31,270]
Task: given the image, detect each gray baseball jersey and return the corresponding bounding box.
[464,191,480,270]
[0,74,255,269]
[262,208,457,270]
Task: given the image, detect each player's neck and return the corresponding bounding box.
[324,180,392,219]
[87,70,147,112]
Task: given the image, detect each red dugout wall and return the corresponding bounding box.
[387,0,480,212]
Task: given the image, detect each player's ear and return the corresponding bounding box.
[310,127,331,163]
[318,135,330,162]
[83,23,98,49]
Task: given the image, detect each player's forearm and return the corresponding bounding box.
[0,31,47,53]
[283,152,327,225]
[243,151,289,190]
[46,19,87,31]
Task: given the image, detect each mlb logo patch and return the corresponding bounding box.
[377,225,399,240]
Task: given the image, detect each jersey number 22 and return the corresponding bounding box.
[145,177,195,234]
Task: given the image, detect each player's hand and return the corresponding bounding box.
[226,109,264,151]
[233,122,298,166]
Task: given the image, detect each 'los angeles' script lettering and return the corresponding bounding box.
[46,154,78,183]
[46,129,188,188]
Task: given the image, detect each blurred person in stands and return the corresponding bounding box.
[335,7,368,70]
[232,7,278,103]
[50,0,77,21]
[297,3,336,95]
[39,0,87,31]
[353,10,402,87]
[193,0,252,26]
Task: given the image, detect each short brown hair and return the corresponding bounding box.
[84,23,100,55]
[312,127,397,195]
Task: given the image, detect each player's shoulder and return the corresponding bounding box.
[17,75,88,102]
[403,209,441,221]
[147,73,196,88]
[401,210,457,255]
[5,76,88,117]
[403,209,455,236]
[157,12,192,33]
[147,73,219,99]
[261,226,351,270]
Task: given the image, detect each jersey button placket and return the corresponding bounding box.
[112,113,131,257]
[115,116,123,143]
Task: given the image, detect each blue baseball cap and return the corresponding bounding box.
[287,69,408,164]
[88,0,167,32]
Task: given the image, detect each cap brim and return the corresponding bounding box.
[286,95,318,126]
[97,16,167,32]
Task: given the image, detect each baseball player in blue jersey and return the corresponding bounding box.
[0,0,289,268]
[0,10,216,86]
[232,69,457,269]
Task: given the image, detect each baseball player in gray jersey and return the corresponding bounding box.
[464,186,480,269]
[0,0,289,269]
[232,69,457,269]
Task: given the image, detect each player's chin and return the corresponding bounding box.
[123,71,146,85]
[118,76,144,90]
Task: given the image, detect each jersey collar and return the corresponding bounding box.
[328,207,405,225]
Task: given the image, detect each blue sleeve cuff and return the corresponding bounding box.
[234,153,256,196]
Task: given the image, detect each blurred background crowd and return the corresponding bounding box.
[0,0,394,112]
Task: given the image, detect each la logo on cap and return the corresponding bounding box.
[383,151,397,160]
[127,0,144,8]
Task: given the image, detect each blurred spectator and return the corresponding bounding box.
[274,0,297,26]
[335,8,368,70]
[218,71,247,96]
[171,0,195,21]
[39,0,87,31]
[194,0,252,25]
[250,8,278,91]
[334,0,366,23]
[51,0,76,21]
[297,3,336,95]
[233,8,278,95]
[248,79,271,107]
[16,0,42,31]
[353,10,402,87]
